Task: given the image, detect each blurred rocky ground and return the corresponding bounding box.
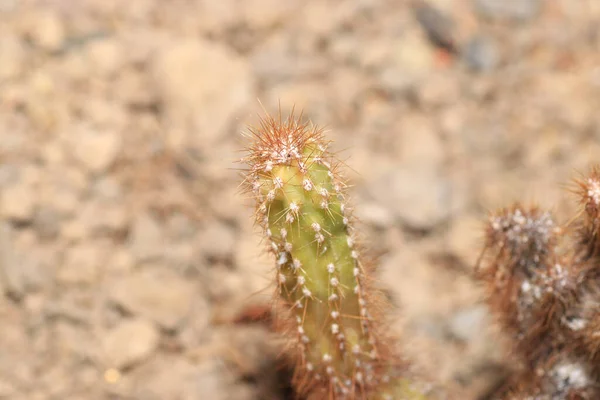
[0,0,599,399]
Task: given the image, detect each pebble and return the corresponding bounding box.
[128,213,165,262]
[474,0,541,21]
[396,113,445,167]
[109,269,195,330]
[448,305,489,342]
[33,206,62,239]
[85,37,124,77]
[0,36,26,80]
[71,126,122,174]
[417,72,460,108]
[0,179,36,221]
[57,242,104,285]
[103,318,160,369]
[414,1,456,51]
[234,229,272,291]
[80,200,129,234]
[198,222,236,262]
[446,214,482,267]
[240,0,294,30]
[132,357,235,400]
[463,35,500,72]
[26,10,66,52]
[1,226,55,298]
[153,38,253,147]
[380,32,436,92]
[368,167,453,230]
[353,201,394,229]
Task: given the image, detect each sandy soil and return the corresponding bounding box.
[0,0,599,399]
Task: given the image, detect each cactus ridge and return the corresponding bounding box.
[241,112,413,399]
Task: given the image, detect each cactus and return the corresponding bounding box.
[239,110,600,399]
[240,112,428,399]
[476,168,600,399]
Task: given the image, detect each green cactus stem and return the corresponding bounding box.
[240,112,427,399]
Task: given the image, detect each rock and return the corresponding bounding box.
[107,249,135,274]
[128,213,165,262]
[268,80,331,123]
[0,164,38,221]
[353,201,394,229]
[39,166,85,217]
[474,0,541,21]
[414,1,456,51]
[80,200,129,234]
[0,35,26,80]
[463,35,500,72]
[33,206,62,239]
[417,72,460,108]
[251,35,326,84]
[174,295,211,348]
[166,213,197,241]
[0,377,17,397]
[103,318,160,369]
[26,10,66,52]
[164,241,197,273]
[110,269,195,330]
[396,113,445,167]
[0,226,52,297]
[446,214,482,267]
[92,176,123,201]
[132,357,235,400]
[153,38,253,147]
[234,226,272,291]
[0,179,36,221]
[198,222,236,262]
[448,305,488,342]
[380,32,436,93]
[57,242,104,285]
[82,97,127,129]
[368,167,452,230]
[85,37,124,77]
[71,126,122,174]
[241,0,294,30]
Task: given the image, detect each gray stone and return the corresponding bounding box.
[110,269,195,330]
[0,225,51,297]
[463,36,500,72]
[166,213,197,241]
[475,0,540,21]
[33,206,62,239]
[103,318,160,369]
[133,358,232,400]
[128,213,165,262]
[449,305,489,342]
[368,167,452,230]
[81,200,129,234]
[57,242,104,285]
[198,222,236,262]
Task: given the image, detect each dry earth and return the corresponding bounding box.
[0,0,599,399]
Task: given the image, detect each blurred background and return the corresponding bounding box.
[0,0,599,399]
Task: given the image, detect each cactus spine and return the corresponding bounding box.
[241,112,426,399]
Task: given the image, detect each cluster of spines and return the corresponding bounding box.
[241,112,415,399]
[478,167,600,398]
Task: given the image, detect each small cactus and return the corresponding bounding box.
[477,167,600,399]
[240,112,427,399]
